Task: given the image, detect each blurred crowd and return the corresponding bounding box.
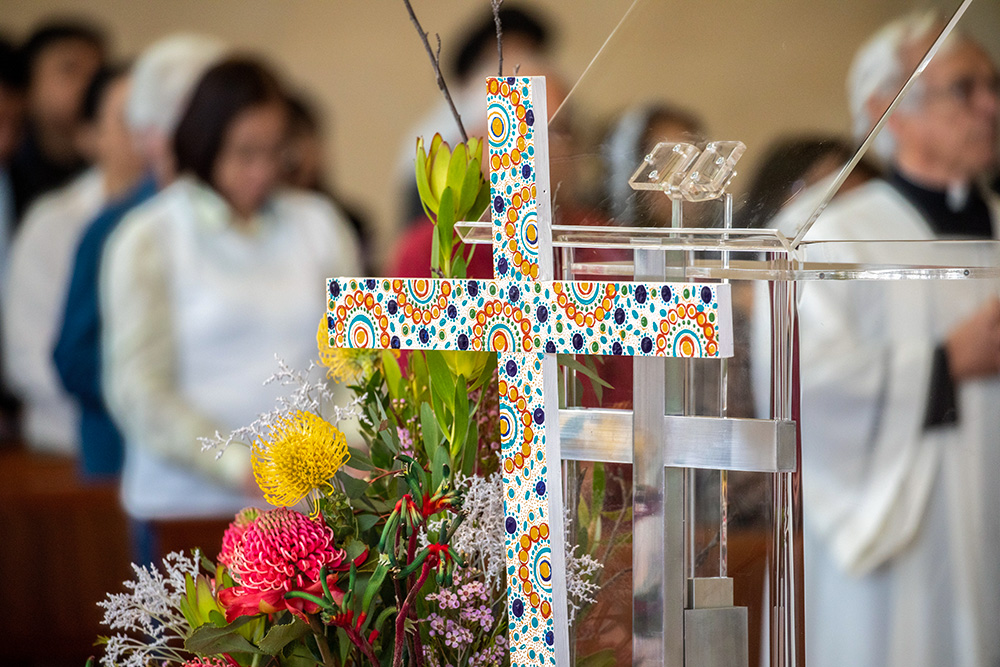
[0,5,998,667]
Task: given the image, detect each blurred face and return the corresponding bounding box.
[29,39,102,128]
[893,39,999,183]
[212,102,287,219]
[94,76,144,179]
[642,118,699,225]
[285,128,323,190]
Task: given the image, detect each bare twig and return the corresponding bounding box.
[307,614,338,667]
[491,0,504,77]
[402,0,468,142]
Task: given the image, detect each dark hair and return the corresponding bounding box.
[20,20,105,78]
[641,104,706,149]
[286,90,322,136]
[452,5,552,82]
[80,63,127,124]
[172,57,286,186]
[0,35,27,91]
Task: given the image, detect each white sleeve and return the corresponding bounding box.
[99,212,249,488]
[2,219,57,402]
[796,274,939,577]
[314,194,363,277]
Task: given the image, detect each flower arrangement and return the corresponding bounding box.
[91,5,629,666]
[94,322,605,667]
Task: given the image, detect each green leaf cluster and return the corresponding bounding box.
[415,134,491,278]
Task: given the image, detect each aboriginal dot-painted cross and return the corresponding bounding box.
[327,76,733,667]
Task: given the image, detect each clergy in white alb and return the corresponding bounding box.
[762,13,1000,667]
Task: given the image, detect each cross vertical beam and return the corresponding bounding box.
[327,75,735,666]
[487,76,567,666]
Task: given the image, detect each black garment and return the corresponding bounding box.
[888,170,993,239]
[887,171,994,430]
[8,122,87,224]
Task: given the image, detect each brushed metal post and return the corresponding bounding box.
[633,246,684,666]
[768,252,804,667]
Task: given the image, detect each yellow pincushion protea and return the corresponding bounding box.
[251,410,350,511]
[316,317,379,382]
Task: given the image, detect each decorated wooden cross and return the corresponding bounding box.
[327,77,733,666]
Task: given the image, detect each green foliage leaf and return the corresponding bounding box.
[419,401,441,460]
[346,445,373,471]
[377,421,400,457]
[431,441,451,490]
[374,605,397,633]
[364,405,394,470]
[408,350,429,390]
[470,177,492,221]
[577,649,619,667]
[557,353,612,405]
[462,417,478,477]
[258,616,309,654]
[446,141,467,207]
[342,535,368,564]
[459,155,483,215]
[430,221,441,272]
[414,140,436,216]
[284,643,324,667]
[429,140,451,200]
[429,382,450,438]
[179,573,198,628]
[199,552,217,575]
[425,351,456,409]
[450,375,469,460]
[336,626,351,666]
[362,558,391,612]
[452,253,468,280]
[338,472,369,499]
[185,616,263,655]
[357,512,380,533]
[381,350,404,400]
[436,187,456,275]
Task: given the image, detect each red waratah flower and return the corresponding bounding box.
[219,506,261,568]
[217,507,358,622]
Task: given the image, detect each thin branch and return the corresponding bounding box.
[491,0,504,77]
[393,561,432,667]
[307,614,337,667]
[601,565,633,591]
[402,0,468,142]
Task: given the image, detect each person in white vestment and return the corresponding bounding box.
[3,66,143,456]
[764,12,1000,667]
[100,59,360,536]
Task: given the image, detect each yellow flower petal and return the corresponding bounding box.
[252,410,350,510]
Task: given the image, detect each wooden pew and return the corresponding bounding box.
[0,449,131,666]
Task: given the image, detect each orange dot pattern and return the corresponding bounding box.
[325,77,736,667]
[488,77,542,282]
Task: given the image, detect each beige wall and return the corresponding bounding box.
[4,0,998,267]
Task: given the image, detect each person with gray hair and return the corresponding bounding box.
[52,34,225,482]
[782,11,1000,667]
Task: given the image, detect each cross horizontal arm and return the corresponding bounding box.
[327,277,733,358]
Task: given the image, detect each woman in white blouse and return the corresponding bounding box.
[99,58,360,553]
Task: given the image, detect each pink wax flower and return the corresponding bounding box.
[181,656,239,667]
[218,507,355,622]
